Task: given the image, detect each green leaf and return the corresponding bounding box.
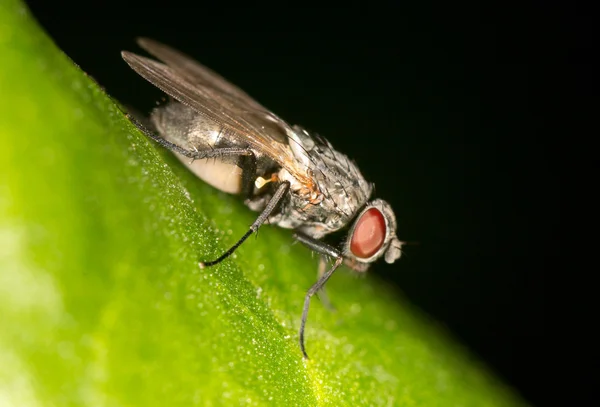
[0,1,527,405]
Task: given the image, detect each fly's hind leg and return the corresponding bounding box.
[129,113,255,162]
[130,113,261,197]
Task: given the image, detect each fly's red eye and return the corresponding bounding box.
[350,208,386,259]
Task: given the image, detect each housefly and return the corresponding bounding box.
[121,38,405,358]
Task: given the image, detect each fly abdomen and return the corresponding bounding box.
[151,101,244,194]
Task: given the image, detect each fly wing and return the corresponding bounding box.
[121,50,314,190]
[136,37,264,111]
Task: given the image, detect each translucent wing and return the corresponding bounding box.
[121,49,315,191]
[136,37,264,111]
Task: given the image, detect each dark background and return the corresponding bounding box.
[24,1,557,405]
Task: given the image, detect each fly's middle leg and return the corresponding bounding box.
[199,181,290,268]
[130,112,286,269]
[238,153,258,199]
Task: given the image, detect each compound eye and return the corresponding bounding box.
[350,208,387,259]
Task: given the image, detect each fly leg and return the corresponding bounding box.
[317,256,337,313]
[293,232,344,359]
[129,113,255,161]
[238,153,258,199]
[199,181,290,268]
[130,113,259,198]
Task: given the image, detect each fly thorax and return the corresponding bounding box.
[307,135,373,234]
[275,126,373,237]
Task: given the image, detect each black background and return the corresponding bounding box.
[23,1,558,405]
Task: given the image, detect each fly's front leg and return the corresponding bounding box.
[199,181,290,268]
[293,232,345,359]
[317,256,337,313]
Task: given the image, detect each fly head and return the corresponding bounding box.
[344,199,404,268]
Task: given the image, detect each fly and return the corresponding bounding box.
[121,38,405,359]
